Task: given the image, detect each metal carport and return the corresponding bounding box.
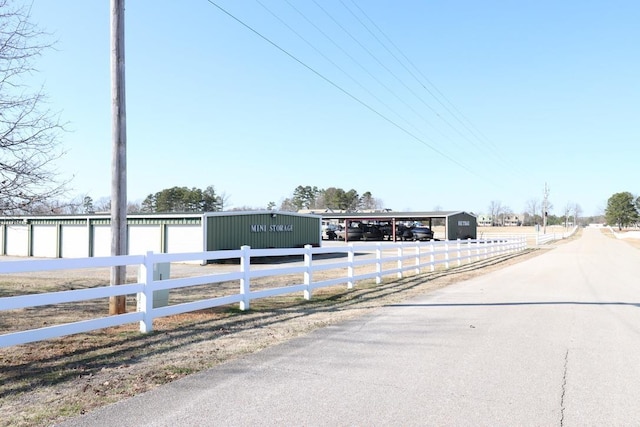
[316,211,477,242]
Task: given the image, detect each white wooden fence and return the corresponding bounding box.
[535,226,579,245]
[0,237,526,348]
[479,226,579,246]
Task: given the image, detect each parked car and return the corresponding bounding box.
[335,227,363,241]
[361,225,384,241]
[395,225,414,241]
[411,226,434,241]
[323,223,339,240]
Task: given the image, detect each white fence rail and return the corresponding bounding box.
[479,226,579,246]
[0,238,526,348]
[535,226,579,245]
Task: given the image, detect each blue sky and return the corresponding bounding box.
[26,1,639,216]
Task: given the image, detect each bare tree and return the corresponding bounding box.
[0,1,66,214]
[501,205,513,226]
[525,198,540,226]
[217,191,230,211]
[563,202,573,228]
[572,203,583,226]
[279,198,296,212]
[488,200,503,226]
[127,200,141,214]
[94,197,111,213]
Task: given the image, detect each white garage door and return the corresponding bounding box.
[32,225,57,257]
[6,225,28,256]
[61,225,89,258]
[128,225,162,255]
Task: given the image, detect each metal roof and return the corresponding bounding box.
[313,211,476,221]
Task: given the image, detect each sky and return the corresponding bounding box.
[24,0,639,216]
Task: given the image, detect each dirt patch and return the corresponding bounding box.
[0,248,549,427]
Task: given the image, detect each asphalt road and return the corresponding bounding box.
[58,228,640,426]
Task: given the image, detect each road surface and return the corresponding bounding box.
[58,228,640,426]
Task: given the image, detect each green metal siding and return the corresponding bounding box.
[206,213,320,251]
[447,212,477,240]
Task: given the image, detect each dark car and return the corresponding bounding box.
[395,225,414,241]
[361,225,384,241]
[411,226,434,241]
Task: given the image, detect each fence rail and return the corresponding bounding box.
[479,226,579,246]
[0,237,526,348]
[535,226,579,244]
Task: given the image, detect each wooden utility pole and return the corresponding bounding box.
[109,0,127,315]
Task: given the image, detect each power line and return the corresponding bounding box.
[204,0,500,184]
[256,0,426,139]
[347,0,516,172]
[308,0,467,149]
[338,0,485,153]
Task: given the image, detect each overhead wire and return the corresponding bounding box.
[204,0,495,182]
[305,0,467,150]
[283,0,485,148]
[255,0,429,140]
[336,0,481,153]
[346,0,519,174]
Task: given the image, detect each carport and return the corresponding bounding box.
[318,211,477,242]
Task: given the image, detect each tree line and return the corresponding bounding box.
[278,185,381,212]
[52,185,381,215]
[486,198,583,227]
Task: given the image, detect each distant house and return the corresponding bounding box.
[477,215,493,226]
[477,214,523,227]
[502,215,522,227]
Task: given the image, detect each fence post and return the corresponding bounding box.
[430,240,435,272]
[414,243,421,275]
[375,243,383,284]
[303,244,313,300]
[456,239,461,267]
[445,241,450,269]
[397,245,403,278]
[138,251,154,333]
[347,244,355,289]
[239,245,251,310]
[466,238,472,263]
[475,238,480,261]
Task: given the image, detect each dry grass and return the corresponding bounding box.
[0,234,558,427]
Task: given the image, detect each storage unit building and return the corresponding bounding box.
[444,211,478,240]
[204,211,321,251]
[0,211,322,259]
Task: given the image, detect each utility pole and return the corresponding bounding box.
[542,183,550,234]
[109,0,127,315]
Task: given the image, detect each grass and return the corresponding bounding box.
[1,262,521,425]
[0,230,582,426]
